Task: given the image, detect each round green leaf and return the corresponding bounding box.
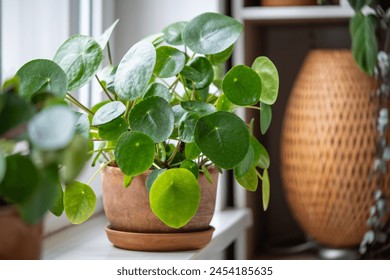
[92,101,126,126]
[28,106,76,151]
[182,12,243,55]
[222,65,262,106]
[260,103,272,135]
[88,100,110,122]
[234,145,254,177]
[74,112,90,138]
[154,46,186,78]
[235,167,258,192]
[181,100,216,117]
[0,154,38,203]
[250,136,270,169]
[180,159,199,179]
[114,131,155,176]
[129,96,174,143]
[16,59,68,100]
[252,57,279,105]
[54,35,103,91]
[262,169,270,211]
[194,111,249,169]
[64,181,96,224]
[185,142,201,160]
[144,82,172,102]
[186,57,214,90]
[179,113,199,143]
[98,117,128,141]
[97,19,119,50]
[150,168,200,229]
[163,21,187,45]
[115,41,156,101]
[145,169,165,192]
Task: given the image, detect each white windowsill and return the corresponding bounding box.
[42,208,253,260]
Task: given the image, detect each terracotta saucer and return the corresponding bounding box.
[105,225,215,252]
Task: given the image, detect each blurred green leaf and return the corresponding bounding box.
[28,106,75,151]
[64,181,96,224]
[0,154,38,203]
[349,12,378,75]
[50,183,64,217]
[20,165,60,224]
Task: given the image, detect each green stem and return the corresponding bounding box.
[124,100,133,121]
[66,93,94,116]
[152,162,161,169]
[169,77,180,90]
[245,105,261,111]
[167,140,181,165]
[95,75,114,101]
[88,147,114,154]
[255,169,263,180]
[88,159,115,185]
[107,42,113,65]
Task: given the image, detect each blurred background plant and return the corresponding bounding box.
[348,0,390,259]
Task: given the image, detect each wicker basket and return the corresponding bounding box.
[262,0,317,6]
[281,50,390,248]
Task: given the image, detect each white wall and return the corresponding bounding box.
[1,0,70,81]
[113,0,222,62]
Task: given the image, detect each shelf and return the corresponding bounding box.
[42,208,253,260]
[233,0,354,23]
[240,5,353,22]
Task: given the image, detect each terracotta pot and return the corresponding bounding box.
[262,0,317,6]
[102,166,219,233]
[281,50,390,248]
[0,205,43,259]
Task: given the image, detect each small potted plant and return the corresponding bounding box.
[0,78,89,259]
[15,12,279,251]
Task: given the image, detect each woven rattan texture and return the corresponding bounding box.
[261,0,317,6]
[281,50,389,248]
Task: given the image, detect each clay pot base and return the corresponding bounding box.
[105,225,215,252]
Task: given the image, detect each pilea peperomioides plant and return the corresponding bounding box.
[15,12,279,229]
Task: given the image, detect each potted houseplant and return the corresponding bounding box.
[348,0,390,258]
[15,12,279,251]
[0,78,89,259]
